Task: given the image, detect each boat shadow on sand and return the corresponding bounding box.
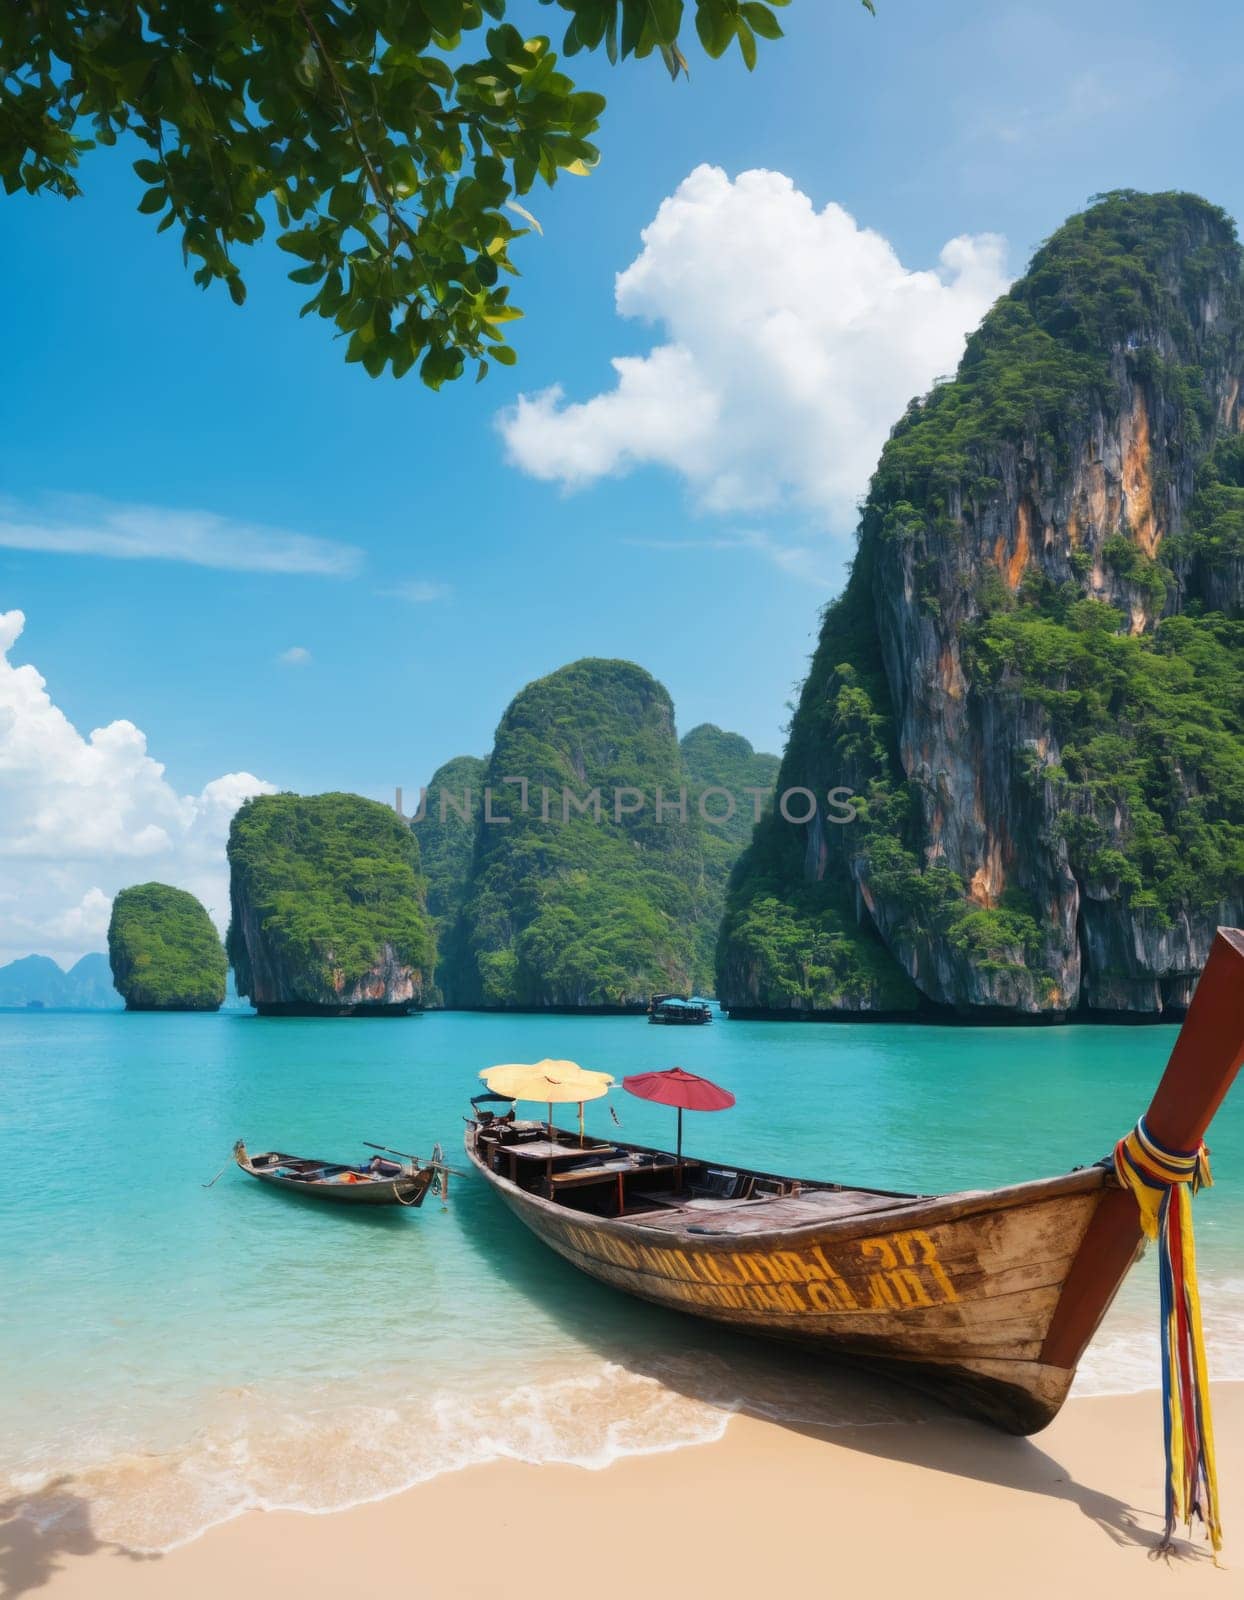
[458,1177,1210,1566]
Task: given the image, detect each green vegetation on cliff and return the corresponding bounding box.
[227,792,434,1007]
[445,660,710,1008]
[417,756,487,920]
[681,723,779,992]
[680,724,779,849]
[970,594,1244,918]
[415,754,487,1004]
[108,883,226,1011]
[1172,433,1244,592]
[721,190,1244,1015]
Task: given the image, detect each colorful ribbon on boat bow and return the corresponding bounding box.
[1114,1117,1221,1557]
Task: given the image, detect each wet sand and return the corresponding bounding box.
[12,1384,1241,1600]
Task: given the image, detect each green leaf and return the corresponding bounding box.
[695,5,735,58]
[277,230,324,261]
[646,0,682,43]
[423,0,466,37]
[137,187,166,214]
[741,3,783,40]
[736,18,758,69]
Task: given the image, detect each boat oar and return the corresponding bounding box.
[363,1141,467,1177]
[201,1155,233,1188]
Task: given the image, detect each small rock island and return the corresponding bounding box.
[226,791,434,1016]
[107,883,228,1011]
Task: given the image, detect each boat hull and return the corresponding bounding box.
[465,1130,1121,1433]
[246,1166,431,1204]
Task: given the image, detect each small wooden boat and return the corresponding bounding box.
[233,1139,439,1206]
[467,928,1244,1435]
[648,993,712,1025]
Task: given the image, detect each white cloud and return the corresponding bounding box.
[382,579,451,604]
[0,609,275,962]
[279,646,313,666]
[499,165,1010,532]
[0,494,362,576]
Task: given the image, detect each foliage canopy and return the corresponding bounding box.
[2,1,870,385]
[108,881,227,1010]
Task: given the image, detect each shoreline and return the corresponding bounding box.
[13,1383,1241,1599]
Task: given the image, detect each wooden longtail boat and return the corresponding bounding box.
[466,928,1244,1435]
[234,1139,439,1207]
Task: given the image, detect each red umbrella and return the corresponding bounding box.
[622,1067,735,1189]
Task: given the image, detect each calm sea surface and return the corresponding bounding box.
[2,1009,1242,1549]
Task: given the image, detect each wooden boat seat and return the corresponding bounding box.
[687,1168,754,1201]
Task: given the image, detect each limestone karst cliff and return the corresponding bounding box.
[226,792,434,1016]
[434,660,709,1010]
[720,191,1244,1019]
[418,686,777,1008]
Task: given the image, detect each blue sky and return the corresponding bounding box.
[1,0,1241,957]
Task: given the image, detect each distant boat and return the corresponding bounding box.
[467,929,1244,1436]
[24,999,46,1011]
[647,993,712,1025]
[233,1139,449,1207]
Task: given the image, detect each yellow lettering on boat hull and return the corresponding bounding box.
[555,1224,959,1317]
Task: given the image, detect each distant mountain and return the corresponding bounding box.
[66,952,122,1008]
[0,951,252,1011]
[224,969,251,1011]
[0,952,122,1009]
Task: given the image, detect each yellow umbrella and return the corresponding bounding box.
[478,1060,614,1153]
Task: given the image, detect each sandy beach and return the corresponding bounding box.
[9,1383,1239,1600]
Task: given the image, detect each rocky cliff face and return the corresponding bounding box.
[721,191,1244,1019]
[227,792,434,1016]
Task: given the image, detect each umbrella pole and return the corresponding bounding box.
[547,1100,554,1191]
[676,1106,683,1193]
[579,1100,584,1146]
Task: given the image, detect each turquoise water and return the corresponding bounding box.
[2,1009,1242,1549]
